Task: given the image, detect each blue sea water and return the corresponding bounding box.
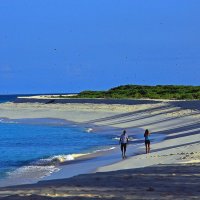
[0,95,18,103]
[0,120,116,182]
[0,94,39,103]
[0,95,116,185]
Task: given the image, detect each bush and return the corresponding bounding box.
[73,85,200,100]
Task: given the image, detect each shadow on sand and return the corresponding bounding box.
[0,164,199,200]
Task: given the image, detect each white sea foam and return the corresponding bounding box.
[4,148,116,185]
[94,146,116,153]
[49,154,75,163]
[85,128,93,133]
[6,153,91,181]
[0,118,18,124]
[7,165,60,180]
[34,154,86,166]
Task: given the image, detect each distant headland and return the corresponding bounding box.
[75,85,200,100]
[17,85,200,101]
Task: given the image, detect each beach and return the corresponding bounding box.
[0,99,199,199]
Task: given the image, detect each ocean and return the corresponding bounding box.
[0,95,18,103]
[0,95,116,186]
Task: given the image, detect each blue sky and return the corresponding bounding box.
[0,0,199,94]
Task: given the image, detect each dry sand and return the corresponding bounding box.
[0,100,199,199]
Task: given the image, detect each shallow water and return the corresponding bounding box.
[0,95,165,187]
[0,119,116,186]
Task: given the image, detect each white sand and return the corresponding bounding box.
[0,101,163,122]
[0,100,199,169]
[18,94,78,99]
[0,100,199,199]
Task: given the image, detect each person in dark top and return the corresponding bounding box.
[119,130,129,159]
[144,129,151,154]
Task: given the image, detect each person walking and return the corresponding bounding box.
[144,129,151,154]
[119,129,129,159]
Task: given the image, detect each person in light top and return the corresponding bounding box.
[119,129,129,159]
[144,129,151,154]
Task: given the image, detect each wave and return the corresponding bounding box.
[85,128,93,133]
[35,153,89,166]
[0,118,18,124]
[7,165,60,179]
[5,147,116,185]
[94,146,116,153]
[5,153,89,182]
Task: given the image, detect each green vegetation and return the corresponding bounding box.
[75,85,200,100]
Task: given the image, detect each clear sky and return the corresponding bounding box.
[0,0,199,94]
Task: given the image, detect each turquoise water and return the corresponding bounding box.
[0,119,116,183]
[0,95,118,185]
[0,95,163,186]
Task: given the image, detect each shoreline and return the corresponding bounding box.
[0,100,199,198]
[0,115,154,187]
[0,117,121,188]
